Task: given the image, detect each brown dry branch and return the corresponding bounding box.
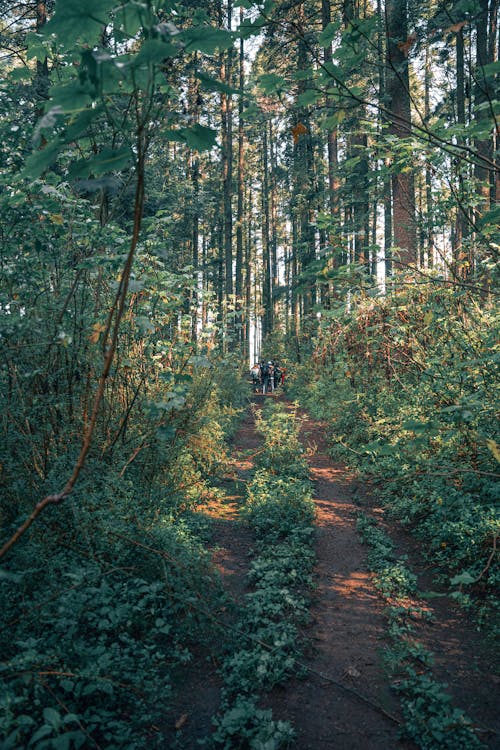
[473,533,498,584]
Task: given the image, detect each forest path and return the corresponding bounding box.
[164,394,498,749]
[262,401,409,749]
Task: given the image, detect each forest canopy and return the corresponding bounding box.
[0,0,498,748]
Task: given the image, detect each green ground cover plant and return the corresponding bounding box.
[209,401,316,750]
[357,513,483,749]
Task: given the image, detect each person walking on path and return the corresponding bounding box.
[261,361,272,394]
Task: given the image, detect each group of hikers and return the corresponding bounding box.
[250,360,285,394]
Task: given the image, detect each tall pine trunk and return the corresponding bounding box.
[385,0,417,269]
[236,11,245,348]
[220,0,234,306]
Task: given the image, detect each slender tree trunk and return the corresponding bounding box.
[188,60,201,339]
[376,0,393,277]
[492,0,500,205]
[322,0,340,291]
[220,0,234,306]
[261,122,272,339]
[236,10,245,347]
[474,0,491,211]
[424,41,434,269]
[453,28,471,275]
[293,9,316,319]
[245,184,252,361]
[385,0,417,268]
[269,120,280,327]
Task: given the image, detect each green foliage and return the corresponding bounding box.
[395,674,483,750]
[1,522,228,749]
[0,344,246,749]
[211,696,295,750]
[356,513,483,749]
[254,402,309,479]
[356,515,417,598]
[288,283,499,628]
[243,471,315,542]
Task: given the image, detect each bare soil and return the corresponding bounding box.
[163,395,500,749]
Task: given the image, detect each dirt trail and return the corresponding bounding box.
[262,405,408,749]
[164,396,499,749]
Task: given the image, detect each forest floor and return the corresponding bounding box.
[163,393,500,749]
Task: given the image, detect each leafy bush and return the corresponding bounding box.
[0,359,244,748]
[288,285,500,627]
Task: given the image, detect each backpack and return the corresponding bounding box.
[261,363,270,376]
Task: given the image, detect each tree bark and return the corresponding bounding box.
[385,0,417,269]
[220,0,234,304]
[236,9,245,347]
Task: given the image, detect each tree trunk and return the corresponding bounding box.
[236,10,245,347]
[474,0,491,212]
[424,41,434,269]
[322,0,340,281]
[220,0,234,305]
[261,122,272,339]
[293,4,316,318]
[385,0,417,269]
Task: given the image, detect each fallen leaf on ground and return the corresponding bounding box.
[175,713,189,730]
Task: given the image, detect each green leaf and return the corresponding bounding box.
[44,0,116,46]
[478,206,500,229]
[114,4,148,38]
[479,60,500,77]
[26,31,49,62]
[68,146,133,179]
[450,571,476,586]
[292,67,314,82]
[50,82,96,113]
[181,27,235,53]
[319,20,341,47]
[322,110,346,129]
[258,72,285,94]
[23,140,64,179]
[43,707,61,729]
[29,725,53,745]
[10,66,32,82]
[197,71,240,96]
[134,39,178,67]
[64,105,104,141]
[166,124,217,151]
[297,89,320,107]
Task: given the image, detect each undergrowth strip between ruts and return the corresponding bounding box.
[356,513,484,750]
[208,401,316,750]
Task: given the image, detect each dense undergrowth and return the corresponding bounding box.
[287,281,499,631]
[1,356,248,749]
[209,401,315,750]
